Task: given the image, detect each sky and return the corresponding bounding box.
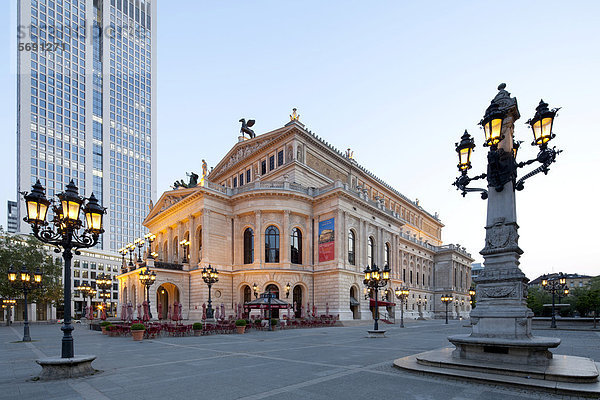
[1,1,599,279]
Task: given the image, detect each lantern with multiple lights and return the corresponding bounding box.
[144,233,157,259]
[394,286,410,328]
[7,265,42,342]
[139,267,157,319]
[21,179,105,359]
[96,273,113,318]
[201,265,219,319]
[453,84,561,197]
[441,294,453,325]
[363,263,391,331]
[541,273,569,329]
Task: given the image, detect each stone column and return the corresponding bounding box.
[202,210,210,265]
[255,211,262,265]
[189,214,198,266]
[167,227,174,263]
[282,210,290,265]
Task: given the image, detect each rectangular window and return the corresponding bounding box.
[261,160,266,175]
[233,177,237,187]
[277,150,283,166]
[269,155,275,171]
[239,173,243,186]
[246,169,251,183]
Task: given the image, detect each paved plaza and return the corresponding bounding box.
[1,320,599,400]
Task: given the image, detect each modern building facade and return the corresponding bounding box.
[118,115,474,322]
[7,201,18,233]
[17,0,157,251]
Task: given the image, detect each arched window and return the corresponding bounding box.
[290,228,302,264]
[348,230,356,265]
[368,237,375,266]
[384,243,390,267]
[265,225,280,263]
[243,228,254,264]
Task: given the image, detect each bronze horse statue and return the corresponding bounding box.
[173,172,199,189]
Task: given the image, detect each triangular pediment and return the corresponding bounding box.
[144,188,198,223]
[208,125,294,181]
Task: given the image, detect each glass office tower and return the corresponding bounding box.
[17,0,157,252]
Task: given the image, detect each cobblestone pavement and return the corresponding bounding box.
[1,320,599,399]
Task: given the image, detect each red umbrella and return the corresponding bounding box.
[157,303,163,320]
[178,302,183,321]
[127,302,134,322]
[172,301,179,322]
[101,304,107,321]
[121,303,127,321]
[168,305,172,321]
[202,303,206,320]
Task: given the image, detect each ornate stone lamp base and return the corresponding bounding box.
[36,355,97,380]
[367,330,386,338]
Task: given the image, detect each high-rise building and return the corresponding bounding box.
[17,0,157,252]
[7,201,18,233]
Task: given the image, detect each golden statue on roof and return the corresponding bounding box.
[290,108,300,121]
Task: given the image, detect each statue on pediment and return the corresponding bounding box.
[173,172,199,189]
[239,118,256,139]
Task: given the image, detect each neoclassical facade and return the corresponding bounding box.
[117,116,473,322]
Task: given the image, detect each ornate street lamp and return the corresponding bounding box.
[134,238,145,262]
[7,264,42,341]
[469,288,476,308]
[252,283,259,298]
[179,239,190,263]
[394,286,410,328]
[126,242,136,268]
[449,84,563,365]
[144,233,157,259]
[2,299,17,326]
[363,263,391,331]
[138,267,157,319]
[201,265,219,320]
[96,273,113,318]
[441,295,453,325]
[285,282,291,299]
[21,179,105,358]
[77,283,97,320]
[541,273,569,329]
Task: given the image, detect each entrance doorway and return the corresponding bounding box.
[292,285,303,318]
[156,283,180,320]
[265,284,280,318]
[350,286,360,319]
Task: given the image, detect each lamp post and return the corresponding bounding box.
[2,299,17,326]
[134,238,145,263]
[126,243,136,269]
[469,288,476,308]
[144,233,156,259]
[7,265,42,341]
[448,84,563,364]
[179,239,190,263]
[363,263,391,331]
[139,267,157,319]
[201,265,219,320]
[394,286,410,328]
[21,179,105,358]
[252,283,259,298]
[441,295,453,324]
[96,273,112,317]
[118,247,128,273]
[77,283,97,320]
[541,273,569,329]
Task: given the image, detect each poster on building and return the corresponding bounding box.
[318,218,335,262]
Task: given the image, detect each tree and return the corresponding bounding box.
[526,286,551,316]
[0,230,63,307]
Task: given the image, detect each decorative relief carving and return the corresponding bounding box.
[218,139,274,175]
[306,152,347,181]
[481,218,520,255]
[482,286,515,298]
[159,195,184,212]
